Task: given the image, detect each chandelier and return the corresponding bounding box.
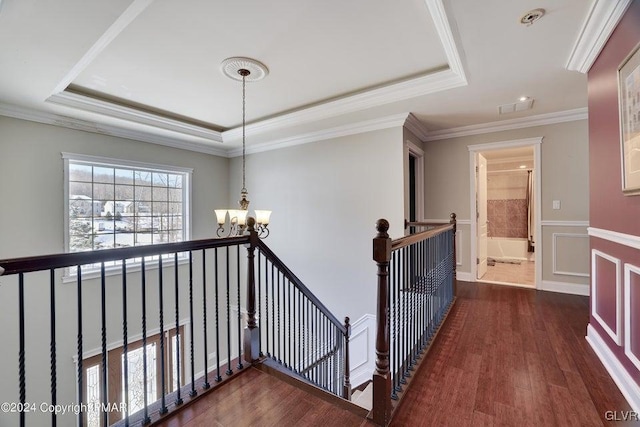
[215,57,271,238]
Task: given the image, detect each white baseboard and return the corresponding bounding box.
[540,280,590,296]
[456,271,472,282]
[586,324,640,412]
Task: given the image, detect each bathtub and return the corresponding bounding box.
[487,237,533,262]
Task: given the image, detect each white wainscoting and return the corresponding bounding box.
[624,263,640,372]
[349,314,376,388]
[552,232,590,277]
[591,249,623,346]
[586,325,640,412]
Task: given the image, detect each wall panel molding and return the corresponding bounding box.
[349,314,376,388]
[625,263,640,372]
[552,233,590,277]
[591,249,623,345]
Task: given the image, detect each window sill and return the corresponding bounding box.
[62,255,190,284]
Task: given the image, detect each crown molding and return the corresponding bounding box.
[52,0,155,94]
[566,0,633,73]
[29,0,467,152]
[47,91,223,142]
[404,113,430,141]
[424,107,588,142]
[222,68,465,142]
[425,0,466,81]
[228,113,411,157]
[0,102,228,157]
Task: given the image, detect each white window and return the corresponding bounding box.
[63,153,192,264]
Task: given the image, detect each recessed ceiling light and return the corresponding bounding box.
[519,165,527,169]
[520,8,545,26]
[519,96,529,102]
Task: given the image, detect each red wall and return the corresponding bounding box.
[588,0,640,387]
[589,0,640,235]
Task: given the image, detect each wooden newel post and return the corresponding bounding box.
[343,316,352,400]
[450,212,457,296]
[244,217,260,364]
[372,219,392,426]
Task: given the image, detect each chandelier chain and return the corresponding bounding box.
[242,72,246,192]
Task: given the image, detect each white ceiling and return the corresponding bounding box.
[0,0,625,155]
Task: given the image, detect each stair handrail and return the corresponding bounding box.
[254,239,347,334]
[0,235,248,275]
[372,213,457,426]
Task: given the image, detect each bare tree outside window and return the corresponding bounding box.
[65,156,190,266]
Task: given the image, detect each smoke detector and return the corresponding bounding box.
[520,8,545,26]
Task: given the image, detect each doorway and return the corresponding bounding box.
[406,141,424,228]
[469,138,542,289]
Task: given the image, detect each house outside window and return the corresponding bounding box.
[63,153,192,271]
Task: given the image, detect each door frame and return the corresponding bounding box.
[405,140,425,225]
[468,137,543,289]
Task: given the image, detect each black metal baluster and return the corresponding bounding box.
[158,257,168,415]
[76,268,83,427]
[236,246,243,370]
[265,253,270,358]
[214,248,222,382]
[302,296,306,377]
[402,246,409,382]
[174,253,183,406]
[49,269,57,427]
[271,263,275,361]
[122,261,130,426]
[308,298,312,380]
[277,270,281,364]
[100,263,107,427]
[202,249,210,390]
[296,290,304,373]
[411,243,418,366]
[321,316,325,389]
[391,252,398,400]
[313,307,318,385]
[141,259,151,424]
[287,278,292,369]
[18,273,25,427]
[419,240,424,351]
[188,252,197,398]
[258,250,263,357]
[264,253,270,358]
[225,247,232,376]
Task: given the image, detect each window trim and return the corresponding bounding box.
[62,152,193,278]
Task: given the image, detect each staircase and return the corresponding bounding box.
[0,215,457,427]
[351,382,373,411]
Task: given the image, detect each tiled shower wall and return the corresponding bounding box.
[487,172,529,239]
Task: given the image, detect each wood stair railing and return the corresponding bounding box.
[0,219,352,427]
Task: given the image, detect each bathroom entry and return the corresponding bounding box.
[475,146,536,287]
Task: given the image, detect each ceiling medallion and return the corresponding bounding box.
[220,57,269,82]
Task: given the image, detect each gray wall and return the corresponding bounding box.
[0,116,229,426]
[229,127,406,322]
[422,120,590,289]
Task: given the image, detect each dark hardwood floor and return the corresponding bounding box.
[154,367,371,427]
[392,281,636,427]
[155,281,635,426]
